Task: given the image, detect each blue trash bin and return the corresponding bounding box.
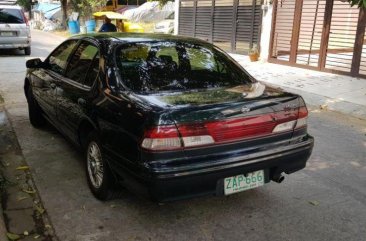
[68,21,80,34]
[86,19,96,33]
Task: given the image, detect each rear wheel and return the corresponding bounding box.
[24,47,31,56]
[85,132,115,200]
[27,88,46,128]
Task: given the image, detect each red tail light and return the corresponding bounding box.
[141,125,181,150]
[142,107,309,151]
[295,106,308,129]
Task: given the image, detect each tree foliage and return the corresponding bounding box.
[152,0,170,6]
[16,0,30,11]
[347,0,366,8]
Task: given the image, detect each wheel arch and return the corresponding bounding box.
[24,77,30,99]
[78,119,99,149]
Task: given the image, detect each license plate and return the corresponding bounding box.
[224,170,265,195]
[0,31,15,37]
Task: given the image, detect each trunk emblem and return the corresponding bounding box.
[241,107,251,113]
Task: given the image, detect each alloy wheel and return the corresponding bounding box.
[87,141,104,189]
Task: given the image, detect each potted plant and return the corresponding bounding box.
[249,45,260,62]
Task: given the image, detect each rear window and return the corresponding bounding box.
[115,41,252,93]
[0,8,24,24]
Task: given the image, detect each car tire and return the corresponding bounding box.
[27,88,46,128]
[85,132,116,201]
[24,47,31,56]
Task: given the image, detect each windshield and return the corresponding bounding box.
[115,41,253,93]
[0,8,25,24]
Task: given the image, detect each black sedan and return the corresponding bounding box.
[24,33,314,202]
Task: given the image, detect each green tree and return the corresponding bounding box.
[348,0,366,8]
[16,0,31,11]
[152,0,170,6]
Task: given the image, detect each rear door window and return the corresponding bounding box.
[0,8,25,24]
[48,40,78,75]
[65,41,99,84]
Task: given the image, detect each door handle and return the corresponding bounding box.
[50,83,56,89]
[78,98,86,106]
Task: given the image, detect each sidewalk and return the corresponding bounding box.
[231,54,366,120]
[0,104,56,241]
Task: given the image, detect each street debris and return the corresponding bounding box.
[16,166,29,171]
[319,104,328,110]
[309,200,320,206]
[6,232,20,240]
[22,188,36,194]
[35,204,45,215]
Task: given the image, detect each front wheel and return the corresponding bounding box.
[85,132,115,200]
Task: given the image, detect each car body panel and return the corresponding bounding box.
[25,33,314,202]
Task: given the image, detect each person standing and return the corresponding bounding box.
[99,17,117,32]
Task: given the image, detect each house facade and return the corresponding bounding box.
[176,0,366,78]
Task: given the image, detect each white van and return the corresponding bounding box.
[0,4,31,55]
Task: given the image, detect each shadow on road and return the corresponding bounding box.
[0,49,26,57]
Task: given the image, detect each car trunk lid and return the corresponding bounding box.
[139,83,308,151]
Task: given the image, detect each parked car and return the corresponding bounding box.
[24,33,314,202]
[0,4,31,55]
[153,13,174,34]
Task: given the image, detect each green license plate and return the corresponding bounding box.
[224,170,265,195]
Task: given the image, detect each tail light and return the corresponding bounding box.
[141,126,181,150]
[295,106,308,128]
[272,106,308,133]
[141,125,214,151]
[142,106,309,151]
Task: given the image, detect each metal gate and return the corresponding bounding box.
[178,0,262,54]
[269,0,366,78]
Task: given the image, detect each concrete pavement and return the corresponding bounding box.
[0,30,365,241]
[231,54,366,120]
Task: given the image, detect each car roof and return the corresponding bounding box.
[70,33,210,46]
[0,4,22,9]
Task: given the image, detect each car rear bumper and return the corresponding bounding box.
[0,37,30,49]
[110,135,314,202]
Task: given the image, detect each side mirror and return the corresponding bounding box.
[26,58,44,68]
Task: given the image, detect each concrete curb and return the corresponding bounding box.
[0,104,9,241]
[0,204,8,241]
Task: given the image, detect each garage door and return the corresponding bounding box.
[269,0,366,78]
[178,0,262,54]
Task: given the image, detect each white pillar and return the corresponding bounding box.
[259,3,273,62]
[174,0,180,35]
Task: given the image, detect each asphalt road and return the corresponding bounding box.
[0,30,366,241]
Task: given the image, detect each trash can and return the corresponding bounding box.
[86,20,96,33]
[68,21,80,34]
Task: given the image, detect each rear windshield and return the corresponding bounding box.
[0,8,24,24]
[115,41,253,93]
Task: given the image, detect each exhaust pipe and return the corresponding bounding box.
[272,174,285,183]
